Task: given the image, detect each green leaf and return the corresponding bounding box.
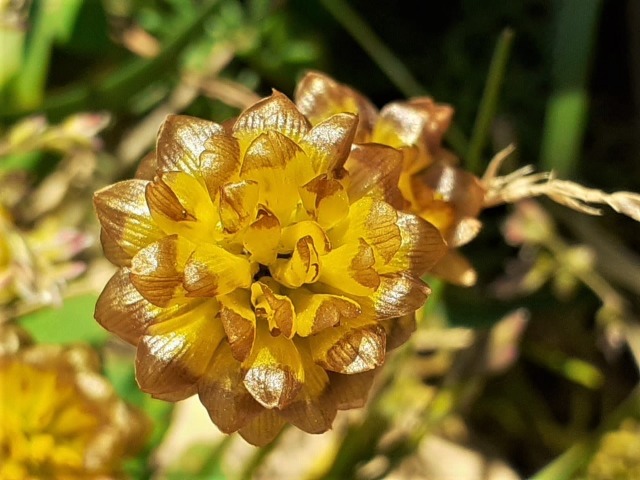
[18,294,109,346]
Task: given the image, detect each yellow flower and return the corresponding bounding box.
[296,72,485,286]
[0,326,149,480]
[94,91,446,445]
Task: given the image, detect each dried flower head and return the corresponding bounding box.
[295,72,484,286]
[94,91,446,445]
[0,325,149,479]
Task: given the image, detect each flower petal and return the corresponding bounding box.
[294,71,378,142]
[233,90,310,151]
[429,250,478,286]
[379,211,447,276]
[288,287,361,337]
[156,115,223,175]
[240,130,305,222]
[199,133,241,197]
[299,174,350,229]
[344,143,405,210]
[94,269,161,345]
[219,180,259,234]
[237,408,286,447]
[242,321,304,409]
[368,273,431,320]
[319,239,379,296]
[146,172,220,244]
[135,152,157,180]
[332,196,401,265]
[243,207,281,265]
[382,313,417,351]
[198,342,263,433]
[309,317,386,374]
[251,280,296,339]
[135,299,224,400]
[279,344,337,434]
[299,112,357,174]
[183,243,254,297]
[218,289,256,362]
[94,180,165,263]
[129,235,193,307]
[329,369,376,410]
[280,220,331,255]
[449,216,482,248]
[270,235,321,288]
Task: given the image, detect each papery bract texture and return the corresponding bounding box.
[296,72,485,286]
[94,90,446,445]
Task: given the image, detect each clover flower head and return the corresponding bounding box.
[296,72,485,286]
[0,325,149,479]
[94,90,446,445]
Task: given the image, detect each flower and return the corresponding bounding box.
[0,325,149,479]
[94,91,446,445]
[295,72,485,285]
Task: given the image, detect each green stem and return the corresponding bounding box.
[318,0,468,155]
[466,28,514,174]
[0,0,222,122]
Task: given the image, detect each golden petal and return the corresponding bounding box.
[299,112,357,174]
[279,345,337,434]
[450,216,483,248]
[429,250,478,286]
[288,287,361,337]
[198,342,263,433]
[240,130,305,222]
[233,90,310,152]
[369,273,431,320]
[242,321,303,409]
[135,152,158,180]
[183,243,253,298]
[382,313,417,351]
[99,229,131,267]
[379,211,447,276]
[218,289,256,362]
[270,235,321,288]
[294,71,378,142]
[413,161,485,220]
[344,143,405,210]
[243,207,281,265]
[407,97,455,151]
[94,180,165,262]
[251,280,296,339]
[280,220,331,255]
[319,238,380,296]
[219,180,259,233]
[333,196,401,265]
[95,268,189,345]
[156,114,224,175]
[299,174,350,229]
[329,369,376,410]
[309,317,386,374]
[146,172,220,244]
[199,133,241,197]
[238,408,286,447]
[129,235,193,307]
[135,299,224,400]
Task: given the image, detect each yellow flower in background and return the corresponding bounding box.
[296,72,485,286]
[0,326,149,480]
[94,91,446,445]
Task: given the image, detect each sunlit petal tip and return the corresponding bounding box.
[429,250,478,286]
[310,321,386,374]
[233,90,311,147]
[329,369,377,410]
[156,114,224,175]
[300,112,358,174]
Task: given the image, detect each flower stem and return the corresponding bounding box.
[466,28,514,174]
